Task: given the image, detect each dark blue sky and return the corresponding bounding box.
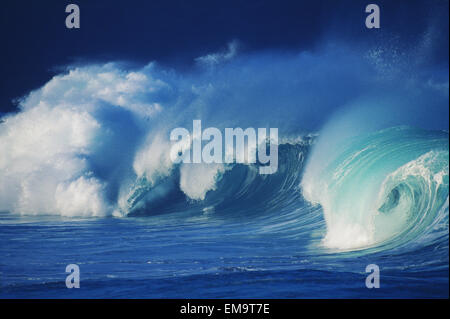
[0,0,448,113]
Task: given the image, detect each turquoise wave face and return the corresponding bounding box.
[302,126,449,250]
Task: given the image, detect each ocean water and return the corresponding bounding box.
[0,31,449,298]
[0,128,448,298]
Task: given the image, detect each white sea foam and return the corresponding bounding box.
[0,40,447,217]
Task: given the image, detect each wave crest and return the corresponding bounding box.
[302,127,449,250]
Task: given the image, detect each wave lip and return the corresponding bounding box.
[301,127,449,251]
